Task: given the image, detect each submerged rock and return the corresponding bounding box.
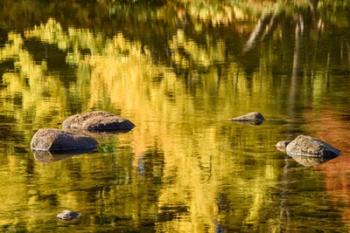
[57,210,80,221]
[31,128,98,153]
[286,135,340,158]
[230,112,264,125]
[62,111,135,132]
[276,140,291,152]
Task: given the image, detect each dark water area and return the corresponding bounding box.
[0,0,350,232]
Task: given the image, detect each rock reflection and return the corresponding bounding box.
[33,150,94,163]
[289,154,339,167]
[231,120,264,126]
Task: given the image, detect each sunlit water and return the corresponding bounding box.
[0,1,350,232]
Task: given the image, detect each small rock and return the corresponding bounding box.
[276,140,291,152]
[57,210,80,221]
[230,112,264,125]
[62,111,135,132]
[31,128,98,153]
[286,135,340,158]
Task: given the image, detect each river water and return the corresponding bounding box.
[0,1,349,232]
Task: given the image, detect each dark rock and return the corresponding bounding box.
[57,210,80,221]
[230,112,264,125]
[276,140,291,152]
[286,135,340,158]
[62,111,135,132]
[31,128,97,153]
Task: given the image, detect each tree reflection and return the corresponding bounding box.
[0,0,349,232]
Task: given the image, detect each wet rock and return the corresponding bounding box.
[57,210,80,221]
[31,128,98,153]
[276,140,291,152]
[286,135,340,158]
[230,112,264,125]
[62,111,135,132]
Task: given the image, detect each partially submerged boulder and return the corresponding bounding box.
[286,135,340,158]
[230,112,264,125]
[276,140,291,152]
[63,111,135,132]
[31,128,97,153]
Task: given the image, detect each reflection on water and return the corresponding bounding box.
[0,0,350,232]
[33,150,98,164]
[290,155,338,167]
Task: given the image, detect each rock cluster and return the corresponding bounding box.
[230,113,341,166]
[30,111,135,221]
[30,111,134,154]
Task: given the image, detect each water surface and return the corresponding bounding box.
[0,1,350,232]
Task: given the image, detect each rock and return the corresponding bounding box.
[286,135,340,158]
[230,112,264,125]
[62,111,135,132]
[276,140,291,152]
[57,210,80,221]
[31,128,98,153]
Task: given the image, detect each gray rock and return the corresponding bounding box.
[286,135,340,158]
[62,111,135,132]
[57,210,80,221]
[276,140,291,152]
[230,112,264,125]
[31,128,98,153]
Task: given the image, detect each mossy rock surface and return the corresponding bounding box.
[286,135,340,158]
[63,111,135,132]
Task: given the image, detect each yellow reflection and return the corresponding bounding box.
[1,6,347,230]
[22,19,283,232]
